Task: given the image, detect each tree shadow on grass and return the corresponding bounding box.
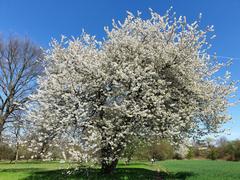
[23,167,196,180]
[118,162,150,166]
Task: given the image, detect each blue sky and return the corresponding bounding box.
[0,0,239,140]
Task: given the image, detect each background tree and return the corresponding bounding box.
[174,143,189,159]
[216,136,228,159]
[0,36,43,139]
[28,9,237,174]
[0,142,15,160]
[8,111,27,162]
[148,140,174,161]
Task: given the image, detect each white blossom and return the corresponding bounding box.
[26,9,236,172]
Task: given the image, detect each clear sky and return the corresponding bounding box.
[0,0,239,140]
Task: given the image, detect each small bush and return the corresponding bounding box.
[207,148,218,160]
[186,148,194,159]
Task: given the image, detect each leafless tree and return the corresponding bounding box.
[10,112,24,162]
[0,36,43,140]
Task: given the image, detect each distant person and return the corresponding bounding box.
[151,158,155,164]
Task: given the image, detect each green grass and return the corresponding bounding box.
[158,160,240,180]
[0,161,73,180]
[0,160,240,179]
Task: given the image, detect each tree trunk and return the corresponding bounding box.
[101,158,118,174]
[100,142,119,174]
[15,147,19,162]
[0,123,4,142]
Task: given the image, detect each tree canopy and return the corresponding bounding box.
[27,9,236,173]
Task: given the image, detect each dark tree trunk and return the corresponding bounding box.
[101,158,118,174]
[0,123,4,142]
[100,142,119,174]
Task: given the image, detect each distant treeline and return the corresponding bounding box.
[187,138,240,161]
[124,138,240,162]
[1,137,239,162]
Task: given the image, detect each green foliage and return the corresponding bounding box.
[207,147,218,160]
[133,140,174,161]
[148,141,174,160]
[186,148,194,159]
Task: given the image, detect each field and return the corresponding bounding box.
[0,160,240,179]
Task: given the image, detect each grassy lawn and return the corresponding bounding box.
[158,160,240,180]
[0,161,74,180]
[0,160,240,179]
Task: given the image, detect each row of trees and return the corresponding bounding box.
[0,9,237,174]
[188,137,240,161]
[123,137,240,162]
[2,135,240,163]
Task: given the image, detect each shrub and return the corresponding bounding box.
[186,148,194,159]
[207,147,218,160]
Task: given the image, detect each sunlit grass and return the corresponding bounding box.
[0,160,240,179]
